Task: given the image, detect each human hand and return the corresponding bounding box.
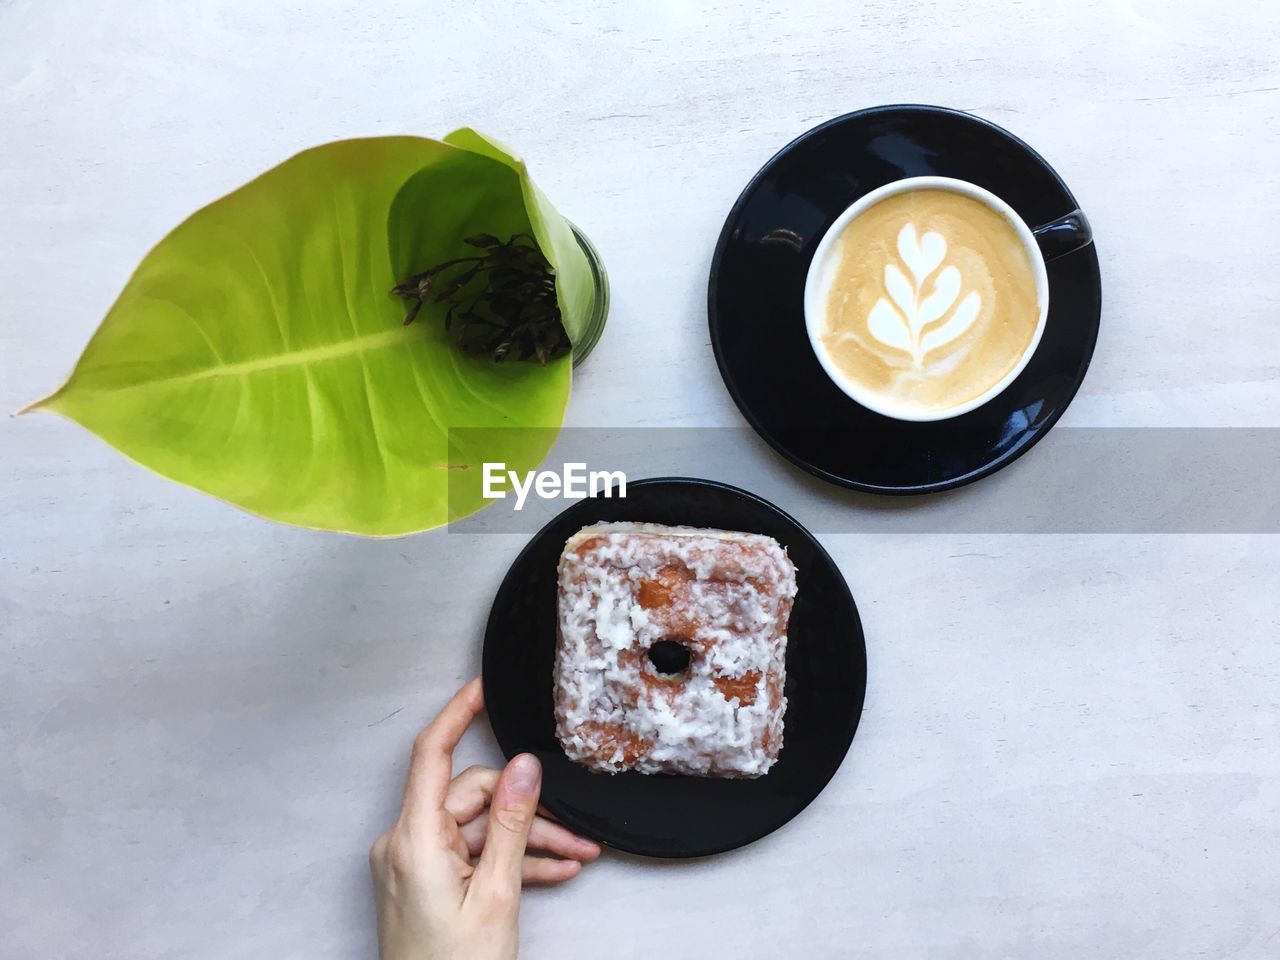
[370,679,601,960]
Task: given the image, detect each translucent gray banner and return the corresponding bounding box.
[446,428,1280,534]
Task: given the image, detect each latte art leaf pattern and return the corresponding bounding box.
[865,223,981,367]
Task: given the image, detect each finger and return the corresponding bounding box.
[459,816,487,856]
[528,818,602,861]
[444,765,499,824]
[521,856,583,885]
[466,753,541,911]
[401,679,485,823]
[446,831,587,885]
[443,767,561,829]
[459,813,602,861]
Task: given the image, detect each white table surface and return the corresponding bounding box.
[3,2,1279,958]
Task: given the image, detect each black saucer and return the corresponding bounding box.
[482,478,866,858]
[708,105,1101,493]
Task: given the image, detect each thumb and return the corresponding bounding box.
[469,753,542,910]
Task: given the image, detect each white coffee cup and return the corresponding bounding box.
[803,176,1084,422]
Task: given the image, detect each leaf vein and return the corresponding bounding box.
[68,326,431,395]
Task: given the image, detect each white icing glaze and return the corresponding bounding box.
[554,522,797,778]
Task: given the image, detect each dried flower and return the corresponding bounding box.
[392,234,569,365]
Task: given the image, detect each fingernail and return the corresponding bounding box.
[508,753,541,796]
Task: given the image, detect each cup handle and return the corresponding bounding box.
[1032,209,1092,263]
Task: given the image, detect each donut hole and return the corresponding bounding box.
[646,639,691,677]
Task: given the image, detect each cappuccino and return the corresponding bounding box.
[806,178,1047,420]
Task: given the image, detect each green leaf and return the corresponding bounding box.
[24,136,577,536]
[442,128,594,344]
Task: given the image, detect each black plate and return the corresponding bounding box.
[482,478,866,858]
[708,104,1101,493]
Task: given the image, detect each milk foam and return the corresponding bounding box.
[861,223,982,367]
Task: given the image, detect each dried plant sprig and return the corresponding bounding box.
[392,233,570,365]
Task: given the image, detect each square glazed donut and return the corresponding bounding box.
[554,522,797,778]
